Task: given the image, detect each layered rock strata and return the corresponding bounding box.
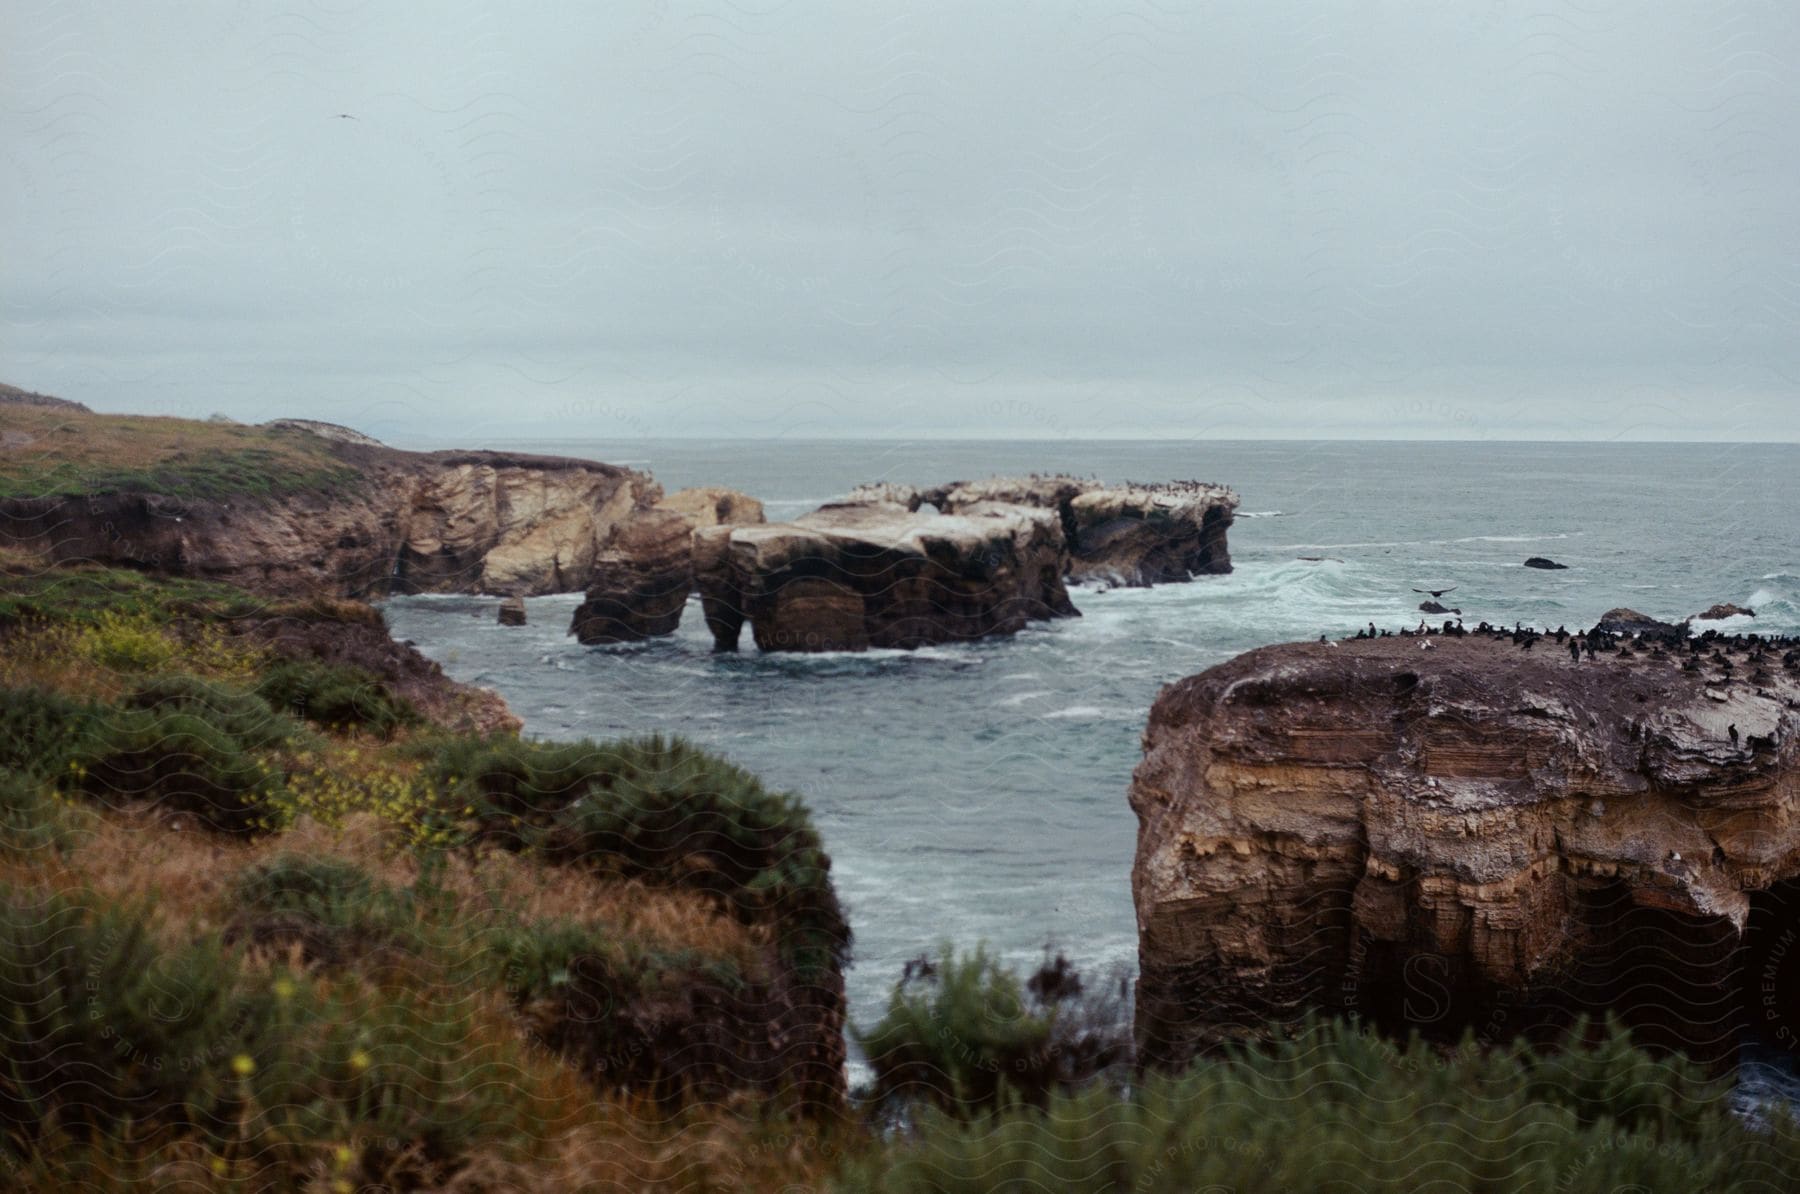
[656,486,766,529]
[569,509,696,644]
[1,438,656,598]
[569,488,765,645]
[1132,631,1800,1068]
[694,500,1076,652]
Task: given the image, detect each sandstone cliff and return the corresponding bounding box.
[694,500,1076,652]
[0,404,656,597]
[569,488,766,645]
[656,486,766,529]
[1132,629,1800,1068]
[594,474,1234,653]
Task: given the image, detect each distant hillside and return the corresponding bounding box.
[0,381,90,412]
[0,397,660,598]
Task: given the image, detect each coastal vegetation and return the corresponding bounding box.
[0,539,1794,1189]
[840,1008,1800,1193]
[0,547,851,1189]
[0,405,360,500]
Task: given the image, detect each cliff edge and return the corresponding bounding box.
[0,401,655,596]
[1132,627,1800,1067]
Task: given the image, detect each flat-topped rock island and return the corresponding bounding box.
[574,474,1240,651]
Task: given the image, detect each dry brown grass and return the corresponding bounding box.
[0,809,832,1193]
[8,1071,860,1194]
[10,810,760,970]
[0,405,354,498]
[442,1080,864,1194]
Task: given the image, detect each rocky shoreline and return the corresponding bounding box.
[24,387,1800,1077]
[1,398,1239,655]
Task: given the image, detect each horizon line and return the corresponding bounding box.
[424,432,1800,447]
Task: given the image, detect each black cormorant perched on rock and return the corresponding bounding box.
[1569,639,1581,663]
[1728,724,1739,746]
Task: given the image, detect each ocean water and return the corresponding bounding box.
[381,439,1800,1052]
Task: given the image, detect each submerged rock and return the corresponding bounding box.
[1523,556,1568,570]
[1693,602,1755,621]
[1132,632,1800,1069]
[497,596,527,626]
[695,500,1075,652]
[1596,607,1680,636]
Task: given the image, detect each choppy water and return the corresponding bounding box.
[382,439,1800,1059]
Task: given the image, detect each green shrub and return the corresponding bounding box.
[0,887,537,1186]
[0,887,259,1145]
[70,705,283,832]
[248,985,535,1187]
[417,732,849,976]
[0,772,78,858]
[0,566,265,630]
[73,610,175,672]
[229,853,421,964]
[490,916,760,1108]
[127,672,307,751]
[493,918,740,1005]
[0,683,100,778]
[235,853,386,911]
[834,1015,1800,1194]
[853,945,1130,1118]
[253,657,418,738]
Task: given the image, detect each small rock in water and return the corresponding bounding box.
[1523,556,1568,570]
[1692,602,1755,621]
[498,597,527,626]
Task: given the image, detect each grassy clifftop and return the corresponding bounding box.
[0,404,360,500]
[0,549,850,1190]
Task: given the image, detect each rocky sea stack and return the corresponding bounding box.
[850,475,1238,586]
[693,499,1076,652]
[1132,629,1800,1069]
[577,474,1238,652]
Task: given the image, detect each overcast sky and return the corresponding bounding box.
[3,2,1798,442]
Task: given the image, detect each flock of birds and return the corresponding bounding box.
[1312,585,1800,751]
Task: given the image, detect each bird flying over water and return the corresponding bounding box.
[1413,586,1457,598]
[333,113,357,120]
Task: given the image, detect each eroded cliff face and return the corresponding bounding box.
[564,475,1234,651]
[694,500,1076,652]
[569,488,766,645]
[568,508,695,644]
[0,441,656,598]
[1132,632,1800,1068]
[396,454,649,595]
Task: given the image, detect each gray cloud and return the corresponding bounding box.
[3,1,1797,442]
